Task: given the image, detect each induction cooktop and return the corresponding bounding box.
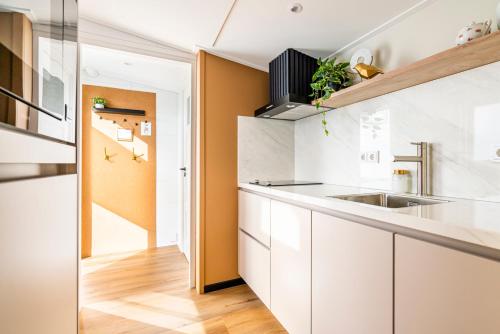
[249,180,323,187]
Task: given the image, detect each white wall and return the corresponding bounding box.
[239,60,500,202]
[295,60,500,201]
[238,0,500,202]
[336,0,499,71]
[295,0,500,201]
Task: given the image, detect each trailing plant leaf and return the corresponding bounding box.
[321,111,329,136]
[310,57,353,135]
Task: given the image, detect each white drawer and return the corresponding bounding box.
[238,230,270,308]
[238,190,271,247]
[0,128,76,164]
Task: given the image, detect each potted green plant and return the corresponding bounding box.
[92,97,106,109]
[310,58,353,135]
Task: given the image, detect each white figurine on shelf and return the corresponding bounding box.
[456,20,492,45]
[497,2,500,29]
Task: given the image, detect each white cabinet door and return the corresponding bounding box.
[271,200,311,334]
[312,212,393,334]
[395,235,500,334]
[238,190,271,247]
[238,230,270,308]
[0,175,78,334]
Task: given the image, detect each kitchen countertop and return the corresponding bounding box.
[239,182,500,256]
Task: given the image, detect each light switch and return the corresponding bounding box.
[141,121,152,136]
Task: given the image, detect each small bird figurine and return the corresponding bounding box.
[354,63,384,79]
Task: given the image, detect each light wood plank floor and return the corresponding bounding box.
[80,246,286,334]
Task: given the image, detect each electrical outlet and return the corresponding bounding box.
[361,151,380,163]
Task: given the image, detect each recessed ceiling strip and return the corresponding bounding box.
[212,0,239,47]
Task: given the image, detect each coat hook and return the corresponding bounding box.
[104,147,111,161]
[132,148,144,161]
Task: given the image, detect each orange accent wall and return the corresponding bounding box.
[197,51,269,288]
[81,85,156,258]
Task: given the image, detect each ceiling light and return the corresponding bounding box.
[289,3,303,14]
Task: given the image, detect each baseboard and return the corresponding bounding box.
[204,278,245,293]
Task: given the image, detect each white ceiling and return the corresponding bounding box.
[80,44,191,93]
[79,0,425,70]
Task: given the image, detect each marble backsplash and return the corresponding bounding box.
[238,117,294,183]
[295,61,500,202]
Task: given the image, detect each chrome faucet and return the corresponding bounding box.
[393,142,430,196]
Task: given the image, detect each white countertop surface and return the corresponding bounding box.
[239,182,500,252]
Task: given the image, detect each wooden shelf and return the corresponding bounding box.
[92,106,145,116]
[320,31,500,109]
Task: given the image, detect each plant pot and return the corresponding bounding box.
[328,81,351,92]
[328,82,341,92]
[94,103,105,109]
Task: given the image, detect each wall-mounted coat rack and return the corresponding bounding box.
[93,106,145,116]
[104,147,116,161]
[132,148,144,161]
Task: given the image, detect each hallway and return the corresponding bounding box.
[79,246,286,333]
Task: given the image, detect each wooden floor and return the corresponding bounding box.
[80,246,286,334]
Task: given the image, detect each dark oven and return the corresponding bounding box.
[0,0,78,143]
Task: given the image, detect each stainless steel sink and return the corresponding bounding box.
[330,193,449,208]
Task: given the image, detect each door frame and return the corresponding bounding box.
[76,22,198,289]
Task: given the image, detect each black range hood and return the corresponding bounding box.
[255,48,331,121]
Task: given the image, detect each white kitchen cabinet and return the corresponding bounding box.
[238,190,271,247]
[395,235,500,334]
[311,212,393,334]
[0,175,78,334]
[271,200,311,334]
[238,230,270,308]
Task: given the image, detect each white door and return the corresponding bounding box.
[180,96,191,258]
